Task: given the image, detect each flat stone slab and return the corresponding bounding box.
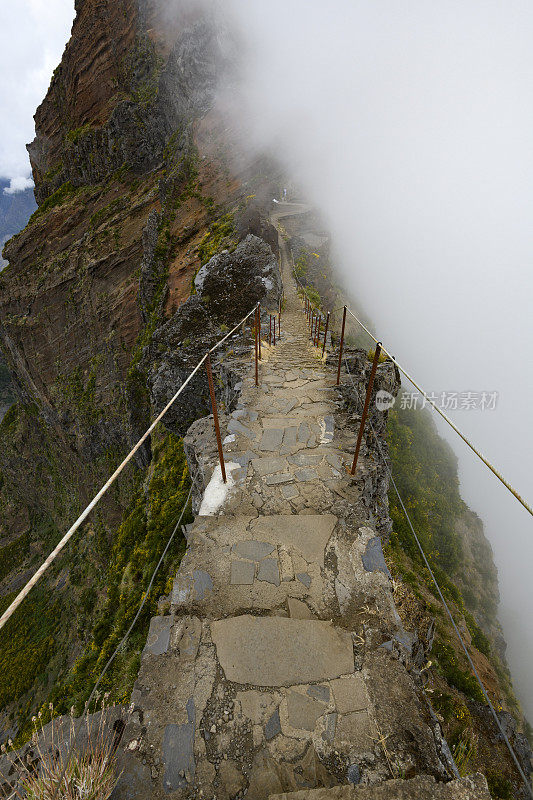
[269,774,492,799]
[330,675,370,714]
[257,558,280,585]
[259,428,285,451]
[143,616,172,656]
[295,468,319,482]
[211,616,354,687]
[227,419,257,440]
[233,540,275,560]
[281,484,299,500]
[286,691,324,731]
[161,698,195,791]
[250,515,336,567]
[231,561,255,585]
[251,457,288,476]
[361,537,391,577]
[265,473,294,486]
[288,597,315,619]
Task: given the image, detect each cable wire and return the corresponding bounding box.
[343,356,533,798]
[342,307,533,517]
[0,305,259,634]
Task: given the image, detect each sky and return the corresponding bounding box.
[225,0,533,719]
[0,0,74,194]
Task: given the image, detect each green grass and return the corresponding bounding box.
[197,213,237,266]
[42,433,192,720]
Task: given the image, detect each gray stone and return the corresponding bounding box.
[230,560,255,585]
[264,709,281,740]
[330,675,370,714]
[251,457,287,476]
[143,616,172,656]
[268,774,492,798]
[162,699,195,790]
[296,572,312,588]
[286,691,323,731]
[361,537,391,577]
[232,540,275,560]
[297,423,310,443]
[257,558,280,586]
[259,428,284,451]
[288,453,323,466]
[281,484,299,500]
[227,419,257,440]
[295,468,319,482]
[211,616,354,686]
[307,684,330,702]
[265,473,294,486]
[282,427,298,447]
[232,409,247,420]
[190,570,213,600]
[250,514,336,567]
[347,763,361,784]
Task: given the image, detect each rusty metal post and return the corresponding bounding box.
[257,305,262,359]
[278,313,281,337]
[269,315,272,345]
[205,353,227,484]
[254,310,259,386]
[315,315,321,347]
[322,312,330,357]
[336,306,347,386]
[350,343,382,475]
[273,316,276,345]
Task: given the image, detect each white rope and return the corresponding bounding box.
[343,307,533,517]
[0,305,258,633]
[343,356,533,798]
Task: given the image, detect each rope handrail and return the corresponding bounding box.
[0,304,259,633]
[343,355,533,799]
[291,255,532,517]
[343,307,533,517]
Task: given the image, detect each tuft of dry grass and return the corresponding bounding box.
[1,700,123,800]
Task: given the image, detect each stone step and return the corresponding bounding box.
[268,773,492,800]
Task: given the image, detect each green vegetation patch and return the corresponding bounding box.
[65,124,94,145]
[387,405,464,575]
[197,213,237,266]
[47,433,192,716]
[32,181,76,218]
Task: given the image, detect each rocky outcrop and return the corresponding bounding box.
[147,234,281,434]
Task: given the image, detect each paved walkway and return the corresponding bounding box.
[116,215,490,800]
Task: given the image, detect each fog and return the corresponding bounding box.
[224,0,533,719]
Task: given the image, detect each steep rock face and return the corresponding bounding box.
[0,0,282,739]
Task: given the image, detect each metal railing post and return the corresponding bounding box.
[254,307,259,386]
[315,315,321,347]
[322,312,330,357]
[278,313,281,338]
[205,353,227,484]
[257,304,262,359]
[336,306,347,386]
[350,344,382,475]
[269,315,272,345]
[273,316,276,345]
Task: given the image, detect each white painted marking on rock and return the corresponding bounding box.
[198,462,240,516]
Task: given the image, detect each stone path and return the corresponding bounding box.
[115,213,490,799]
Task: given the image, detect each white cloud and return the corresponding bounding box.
[3,176,35,195]
[0,1,74,182]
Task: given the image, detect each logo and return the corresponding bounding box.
[375,390,395,411]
